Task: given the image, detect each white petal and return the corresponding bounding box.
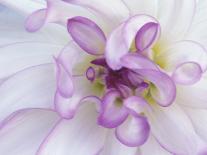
[100,130,138,155]
[37,104,106,155]
[146,104,207,154]
[0,0,45,15]
[0,64,55,122]
[176,74,207,108]
[122,0,157,17]
[0,42,62,78]
[140,135,171,155]
[0,109,60,155]
[156,0,195,42]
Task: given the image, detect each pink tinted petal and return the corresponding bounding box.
[25,9,47,32]
[157,40,207,72]
[55,58,74,98]
[137,70,176,107]
[172,62,202,85]
[121,53,159,71]
[98,90,128,128]
[123,14,159,49]
[115,115,150,147]
[105,23,128,70]
[67,16,106,55]
[135,22,160,52]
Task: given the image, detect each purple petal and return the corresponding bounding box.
[137,70,176,107]
[67,16,106,55]
[98,90,128,128]
[115,115,150,147]
[135,22,160,52]
[172,62,202,85]
[121,53,159,71]
[55,58,74,98]
[123,14,159,50]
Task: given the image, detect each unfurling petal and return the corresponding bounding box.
[98,90,128,128]
[172,62,202,85]
[137,69,176,107]
[67,16,106,55]
[115,115,150,147]
[135,22,160,52]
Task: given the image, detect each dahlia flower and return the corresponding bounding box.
[1,0,207,154]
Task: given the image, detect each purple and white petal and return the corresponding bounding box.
[37,104,106,155]
[121,53,159,71]
[156,40,207,72]
[55,58,74,98]
[67,16,106,55]
[123,14,159,50]
[135,22,160,52]
[172,62,202,85]
[98,90,128,128]
[137,69,176,107]
[0,109,60,155]
[115,115,150,147]
[0,64,55,122]
[147,104,207,155]
[100,130,138,155]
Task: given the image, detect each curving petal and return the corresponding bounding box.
[0,109,60,155]
[25,0,105,32]
[146,104,207,155]
[0,42,62,78]
[123,14,159,50]
[176,74,207,108]
[137,69,176,107]
[37,104,106,155]
[121,0,157,17]
[172,62,202,85]
[157,0,196,41]
[67,16,106,55]
[121,53,159,71]
[100,130,138,155]
[55,58,74,98]
[135,22,160,52]
[54,76,96,119]
[0,64,55,122]
[156,40,207,72]
[98,90,128,128]
[140,135,171,155]
[115,115,150,147]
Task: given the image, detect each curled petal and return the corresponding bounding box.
[67,16,106,55]
[123,14,159,50]
[137,70,176,107]
[157,40,207,72]
[98,90,128,128]
[121,53,159,70]
[135,22,160,52]
[55,58,74,98]
[172,62,202,85]
[115,115,150,147]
